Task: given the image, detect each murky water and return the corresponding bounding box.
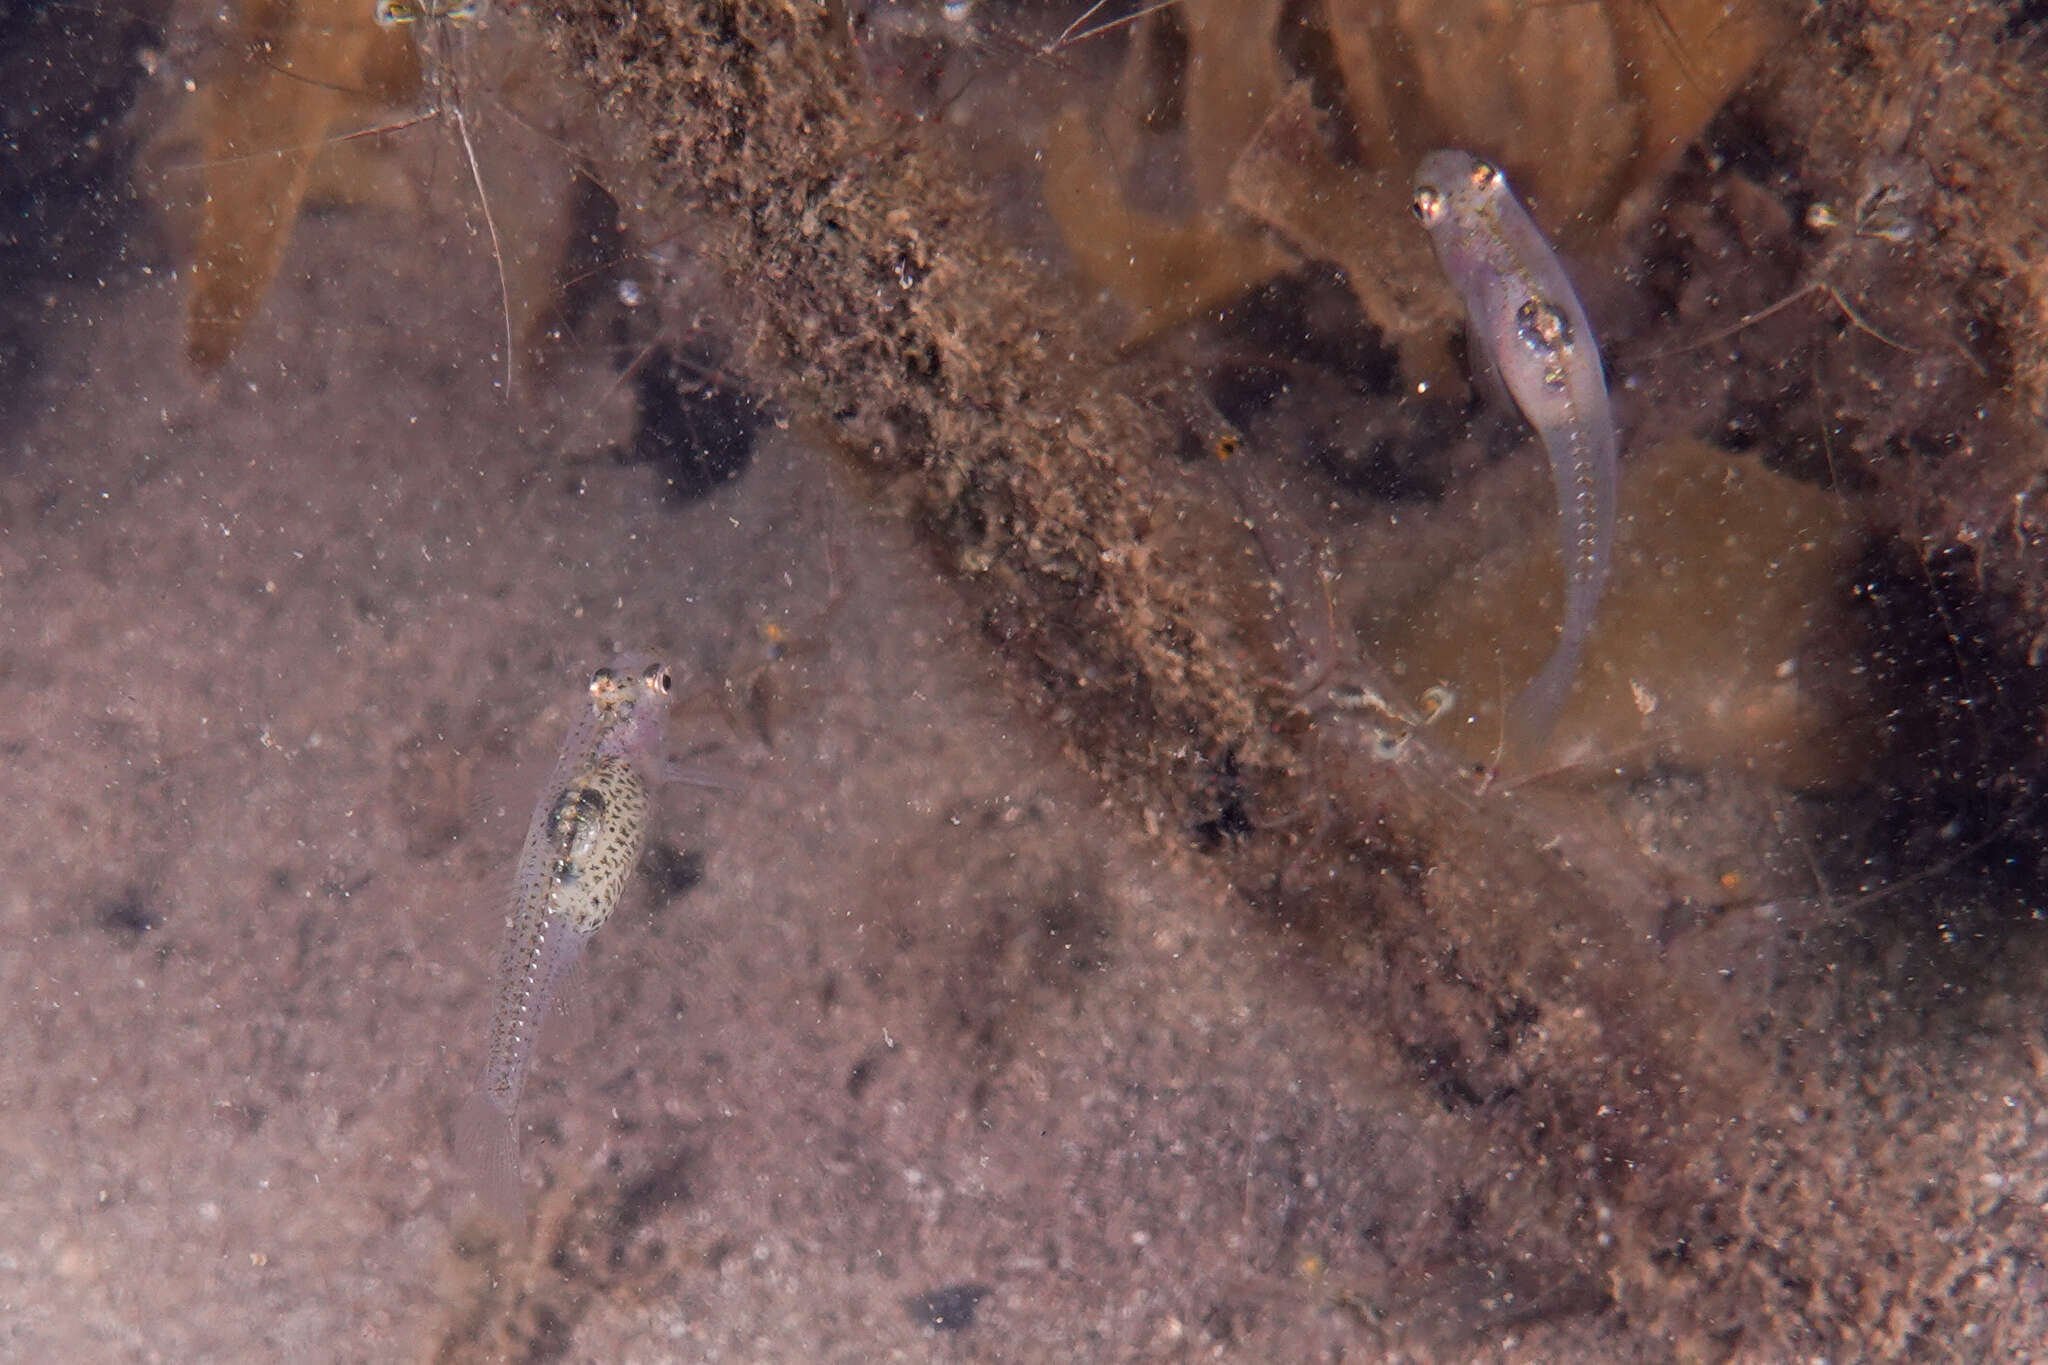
[4,1,2047,1358]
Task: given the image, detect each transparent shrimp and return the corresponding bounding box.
[455,652,674,1218]
[372,0,517,396]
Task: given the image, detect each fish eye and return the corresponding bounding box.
[1469,160,1498,190]
[374,0,414,26]
[647,665,673,694]
[1412,186,1442,224]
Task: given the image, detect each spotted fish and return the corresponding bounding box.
[456,653,673,1216]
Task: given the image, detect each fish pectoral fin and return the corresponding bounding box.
[548,952,599,1043]
[658,755,746,793]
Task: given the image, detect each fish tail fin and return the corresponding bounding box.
[453,1090,524,1228]
[1503,659,1571,764]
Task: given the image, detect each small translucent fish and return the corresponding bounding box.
[456,653,673,1217]
[1412,150,1619,762]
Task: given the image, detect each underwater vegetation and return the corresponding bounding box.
[1046,0,1784,378]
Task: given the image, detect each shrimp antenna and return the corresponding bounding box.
[447,98,516,399]
[1044,0,1184,54]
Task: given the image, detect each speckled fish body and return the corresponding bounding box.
[1412,150,1619,755]
[459,653,672,1215]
